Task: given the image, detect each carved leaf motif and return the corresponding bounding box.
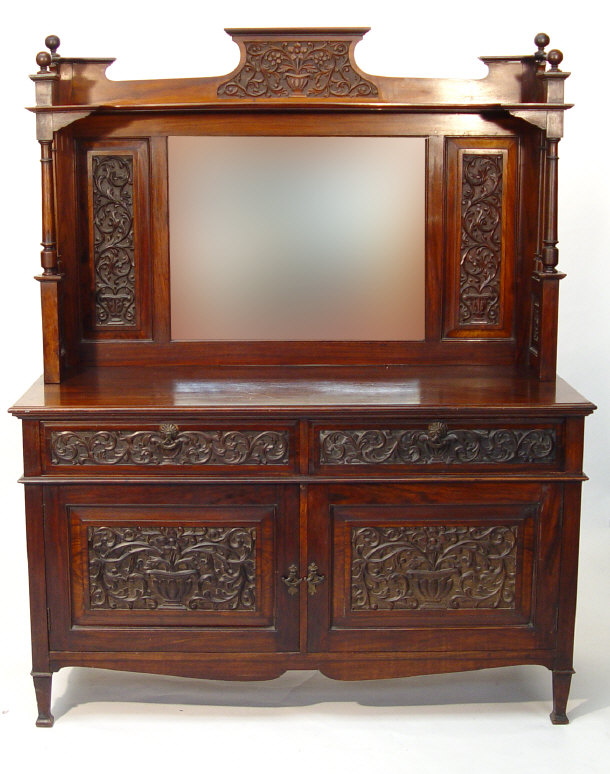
[88,525,256,611]
[459,154,504,325]
[218,41,378,98]
[319,428,555,465]
[51,429,289,466]
[351,525,518,611]
[91,155,135,327]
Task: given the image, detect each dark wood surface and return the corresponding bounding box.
[10,366,594,416]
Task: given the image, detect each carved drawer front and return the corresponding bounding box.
[44,484,299,653]
[43,421,295,475]
[315,420,561,474]
[307,482,560,653]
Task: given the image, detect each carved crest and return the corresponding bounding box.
[218,39,378,99]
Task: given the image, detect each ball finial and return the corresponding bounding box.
[45,35,60,58]
[36,51,52,72]
[534,32,550,63]
[547,49,564,71]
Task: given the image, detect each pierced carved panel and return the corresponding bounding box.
[91,154,136,327]
[320,425,556,465]
[50,426,289,466]
[218,40,378,98]
[531,298,541,353]
[88,525,256,611]
[351,525,518,611]
[459,154,504,326]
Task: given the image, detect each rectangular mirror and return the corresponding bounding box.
[169,136,426,341]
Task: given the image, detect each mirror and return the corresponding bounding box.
[169,136,426,341]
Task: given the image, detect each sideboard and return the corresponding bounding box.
[10,28,595,726]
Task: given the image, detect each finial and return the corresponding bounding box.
[534,32,550,63]
[45,35,61,61]
[36,51,52,73]
[547,49,564,71]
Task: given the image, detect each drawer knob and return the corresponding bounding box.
[281,564,303,596]
[306,562,325,596]
[427,422,448,441]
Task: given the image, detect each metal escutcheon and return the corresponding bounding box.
[281,564,303,596]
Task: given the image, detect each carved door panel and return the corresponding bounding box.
[307,482,561,653]
[45,484,299,652]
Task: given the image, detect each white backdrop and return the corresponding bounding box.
[1,1,608,770]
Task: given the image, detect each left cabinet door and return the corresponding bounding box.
[44,484,299,653]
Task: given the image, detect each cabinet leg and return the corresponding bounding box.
[550,669,574,725]
[32,672,54,727]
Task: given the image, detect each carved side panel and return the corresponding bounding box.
[459,154,503,326]
[91,155,135,327]
[351,525,517,611]
[218,40,378,98]
[78,139,151,340]
[88,525,256,610]
[445,140,516,340]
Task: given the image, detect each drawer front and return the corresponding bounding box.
[44,483,299,652]
[313,419,562,475]
[42,421,296,475]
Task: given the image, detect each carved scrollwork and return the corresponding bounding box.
[351,525,518,611]
[51,426,289,466]
[91,154,136,327]
[459,154,504,326]
[88,525,256,610]
[319,426,555,465]
[218,40,378,98]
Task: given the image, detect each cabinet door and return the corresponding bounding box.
[307,482,561,653]
[45,484,299,653]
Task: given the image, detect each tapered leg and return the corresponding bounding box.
[32,672,54,727]
[550,669,574,725]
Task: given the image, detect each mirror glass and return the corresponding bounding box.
[169,136,426,341]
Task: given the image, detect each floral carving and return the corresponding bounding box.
[351,525,518,610]
[88,525,256,610]
[51,427,289,466]
[459,154,504,325]
[319,426,555,465]
[217,40,378,98]
[91,155,135,326]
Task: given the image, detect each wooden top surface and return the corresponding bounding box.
[9,366,595,418]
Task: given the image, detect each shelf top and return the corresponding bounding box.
[9,366,595,418]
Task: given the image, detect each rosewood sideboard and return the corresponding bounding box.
[10,28,595,726]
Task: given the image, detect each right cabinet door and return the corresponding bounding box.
[307,482,561,653]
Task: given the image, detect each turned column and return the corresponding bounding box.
[31,40,63,383]
[529,41,569,380]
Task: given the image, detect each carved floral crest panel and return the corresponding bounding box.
[218,40,378,98]
[88,525,257,611]
[351,524,518,611]
[91,154,136,327]
[459,153,504,326]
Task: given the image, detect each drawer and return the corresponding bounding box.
[42,420,297,475]
[312,419,563,475]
